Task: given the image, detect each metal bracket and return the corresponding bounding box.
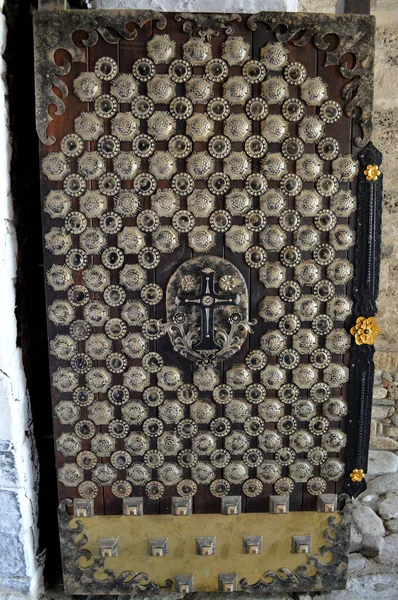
[73,499,94,517]
[292,535,312,554]
[218,573,237,592]
[317,494,338,513]
[123,497,143,516]
[149,538,168,557]
[196,537,216,556]
[175,575,194,593]
[221,496,242,515]
[269,495,289,514]
[172,497,192,516]
[98,538,118,557]
[243,536,263,555]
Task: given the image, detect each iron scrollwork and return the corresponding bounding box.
[59,499,173,595]
[240,497,352,593]
[247,12,375,146]
[34,10,167,145]
[175,12,242,40]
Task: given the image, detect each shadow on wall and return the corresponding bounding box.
[3,0,59,586]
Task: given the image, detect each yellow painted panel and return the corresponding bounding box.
[72,511,338,591]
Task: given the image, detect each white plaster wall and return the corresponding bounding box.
[91,0,299,13]
[0,1,42,598]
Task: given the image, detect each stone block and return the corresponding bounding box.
[372,397,395,406]
[388,381,398,400]
[386,518,398,533]
[367,450,398,476]
[371,406,391,419]
[374,370,383,385]
[374,26,398,110]
[370,436,398,451]
[0,532,26,578]
[0,490,22,535]
[314,574,398,599]
[349,521,362,553]
[379,496,398,520]
[379,533,398,566]
[384,426,398,438]
[360,533,384,558]
[0,575,37,597]
[360,493,380,513]
[373,387,388,400]
[298,0,340,11]
[348,553,366,573]
[386,489,398,499]
[382,371,393,383]
[367,472,398,495]
[374,352,398,374]
[0,441,17,488]
[352,505,385,538]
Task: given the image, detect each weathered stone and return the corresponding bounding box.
[294,0,340,13]
[385,489,398,500]
[372,406,391,419]
[348,553,367,573]
[383,371,393,383]
[0,441,17,487]
[379,496,398,520]
[388,381,398,400]
[373,387,388,400]
[373,397,395,407]
[350,521,362,553]
[353,505,385,538]
[379,533,398,566]
[314,574,398,599]
[0,490,22,535]
[360,493,380,513]
[360,533,384,557]
[367,450,398,476]
[384,425,398,438]
[386,518,398,533]
[367,472,398,495]
[374,353,398,375]
[0,532,26,577]
[370,436,398,450]
[374,370,383,385]
[391,411,398,426]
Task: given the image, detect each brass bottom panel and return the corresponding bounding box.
[59,499,351,595]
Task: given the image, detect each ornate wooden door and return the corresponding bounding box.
[34,7,382,594]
